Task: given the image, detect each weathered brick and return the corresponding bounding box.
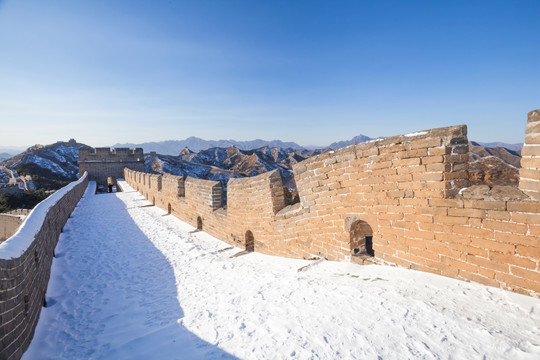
[516,245,540,259]
[482,220,527,235]
[429,198,464,208]
[452,225,493,238]
[470,238,515,254]
[466,254,508,272]
[434,215,469,225]
[511,212,540,225]
[511,266,540,281]
[443,171,468,181]
[448,208,485,218]
[524,134,540,145]
[464,200,506,211]
[458,270,500,287]
[442,257,478,273]
[428,146,447,156]
[490,252,537,269]
[410,138,442,150]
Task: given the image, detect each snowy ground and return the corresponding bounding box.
[24,181,540,359]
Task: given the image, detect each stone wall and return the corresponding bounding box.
[125,114,540,298]
[0,215,24,243]
[520,109,540,200]
[78,147,144,187]
[0,174,88,360]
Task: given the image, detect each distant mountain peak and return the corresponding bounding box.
[113,137,305,155]
[179,147,194,156]
[0,140,91,188]
[328,134,372,150]
[475,142,523,151]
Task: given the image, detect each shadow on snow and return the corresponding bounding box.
[23,184,237,360]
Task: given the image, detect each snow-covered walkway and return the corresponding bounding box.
[24,181,540,359]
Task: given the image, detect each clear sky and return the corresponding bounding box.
[0,0,538,148]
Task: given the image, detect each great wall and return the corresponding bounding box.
[124,111,540,299]
[0,110,539,359]
[0,175,88,359]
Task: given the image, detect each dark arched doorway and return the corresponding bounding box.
[197,216,203,231]
[350,220,374,256]
[245,230,254,252]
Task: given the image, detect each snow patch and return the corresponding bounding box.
[26,155,68,177]
[404,131,428,137]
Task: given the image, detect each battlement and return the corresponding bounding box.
[125,114,540,298]
[79,147,145,187]
[79,147,144,162]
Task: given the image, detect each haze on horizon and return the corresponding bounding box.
[0,0,538,148]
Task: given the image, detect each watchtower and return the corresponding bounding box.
[78,147,145,188]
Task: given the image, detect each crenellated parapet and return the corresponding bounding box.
[228,170,286,217]
[79,147,143,161]
[185,178,222,210]
[162,173,185,198]
[79,147,145,187]
[124,112,540,298]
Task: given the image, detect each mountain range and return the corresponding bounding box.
[1,141,91,189]
[0,153,13,162]
[113,137,306,155]
[114,137,523,156]
[468,142,521,186]
[475,142,523,152]
[147,146,324,196]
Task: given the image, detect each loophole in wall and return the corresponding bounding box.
[197,216,203,231]
[24,295,29,315]
[245,230,255,252]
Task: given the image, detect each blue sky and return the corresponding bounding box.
[0,0,538,148]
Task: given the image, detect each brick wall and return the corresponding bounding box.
[0,215,24,243]
[125,114,540,298]
[78,147,144,187]
[520,109,540,200]
[0,174,88,360]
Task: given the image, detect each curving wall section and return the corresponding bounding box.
[0,174,88,360]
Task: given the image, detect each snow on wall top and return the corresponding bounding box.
[0,172,88,259]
